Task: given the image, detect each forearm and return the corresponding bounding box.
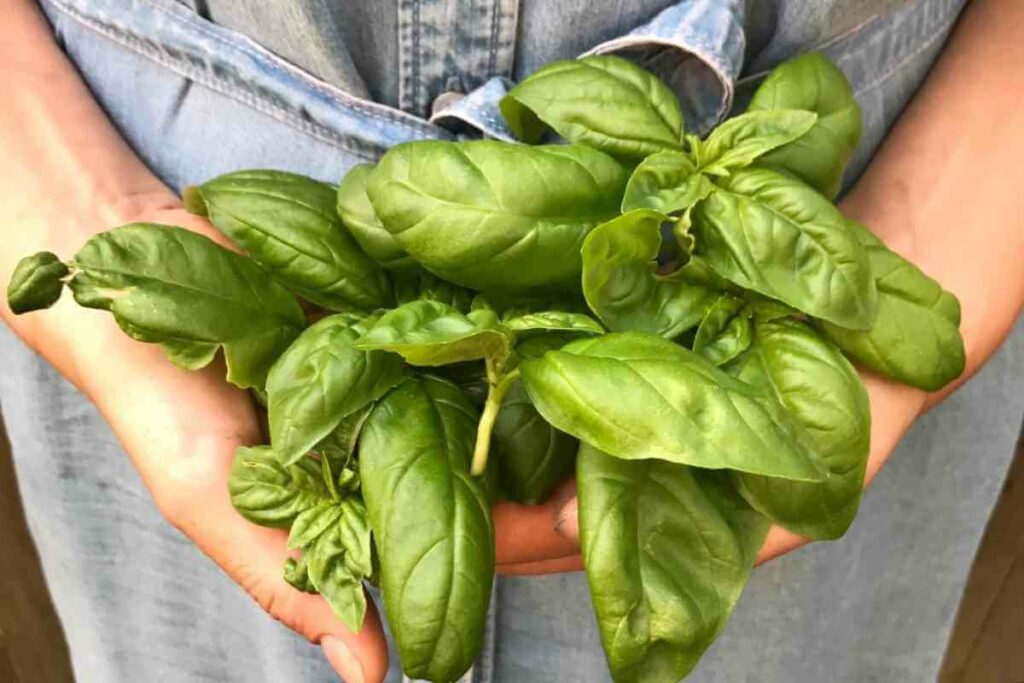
[843,0,1024,391]
[0,0,187,389]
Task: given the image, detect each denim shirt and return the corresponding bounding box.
[18,1,999,683]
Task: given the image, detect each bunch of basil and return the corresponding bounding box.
[7,52,964,682]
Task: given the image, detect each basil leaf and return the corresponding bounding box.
[367,140,628,291]
[748,52,862,198]
[228,446,328,527]
[520,332,826,481]
[693,167,877,329]
[392,269,474,311]
[818,222,965,391]
[288,499,344,550]
[336,163,416,271]
[500,55,684,159]
[699,109,818,176]
[305,503,372,631]
[356,300,513,368]
[492,382,578,505]
[502,311,604,337]
[360,376,494,682]
[582,210,719,338]
[693,294,753,366]
[6,251,68,314]
[186,170,391,311]
[68,224,305,389]
[283,554,317,593]
[729,318,871,539]
[315,404,373,477]
[621,151,715,215]
[578,443,769,681]
[514,332,579,360]
[267,314,408,466]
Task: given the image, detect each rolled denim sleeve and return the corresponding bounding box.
[581,0,745,135]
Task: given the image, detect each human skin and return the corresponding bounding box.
[1,0,1022,681]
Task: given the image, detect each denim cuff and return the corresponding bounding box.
[581,0,745,135]
[432,0,746,140]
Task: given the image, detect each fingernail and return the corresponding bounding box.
[321,635,366,683]
[554,496,579,542]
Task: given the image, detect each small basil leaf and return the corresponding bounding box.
[578,443,769,681]
[818,222,965,391]
[392,268,474,312]
[228,446,328,528]
[748,52,862,198]
[356,300,513,368]
[693,294,753,366]
[307,517,368,631]
[621,151,714,215]
[582,210,719,338]
[700,109,818,176]
[336,163,416,271]
[492,382,578,505]
[520,332,826,481]
[186,170,391,311]
[501,55,684,159]
[315,404,373,477]
[502,311,604,337]
[335,497,374,579]
[288,499,344,550]
[6,251,68,314]
[367,140,628,291]
[728,318,870,539]
[360,376,494,682]
[692,168,877,329]
[267,314,408,466]
[283,554,317,593]
[68,224,305,389]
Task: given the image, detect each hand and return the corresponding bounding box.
[2,206,390,683]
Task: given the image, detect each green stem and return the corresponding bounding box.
[321,454,340,501]
[470,369,520,476]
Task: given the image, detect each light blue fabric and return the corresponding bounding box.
[3,1,1016,682]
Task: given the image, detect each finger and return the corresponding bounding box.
[497,554,584,576]
[493,479,579,565]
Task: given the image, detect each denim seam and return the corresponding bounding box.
[43,0,448,157]
[852,7,961,97]
[134,0,442,134]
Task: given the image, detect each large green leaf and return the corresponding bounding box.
[692,167,877,329]
[359,376,494,682]
[6,251,68,314]
[492,382,578,505]
[68,224,305,389]
[699,109,818,176]
[577,444,769,682]
[582,210,719,338]
[355,300,513,368]
[228,446,327,528]
[367,140,628,291]
[729,318,871,540]
[748,52,862,198]
[818,222,965,391]
[336,163,416,271]
[500,55,684,159]
[620,152,714,215]
[520,332,826,481]
[266,313,407,466]
[186,169,391,311]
